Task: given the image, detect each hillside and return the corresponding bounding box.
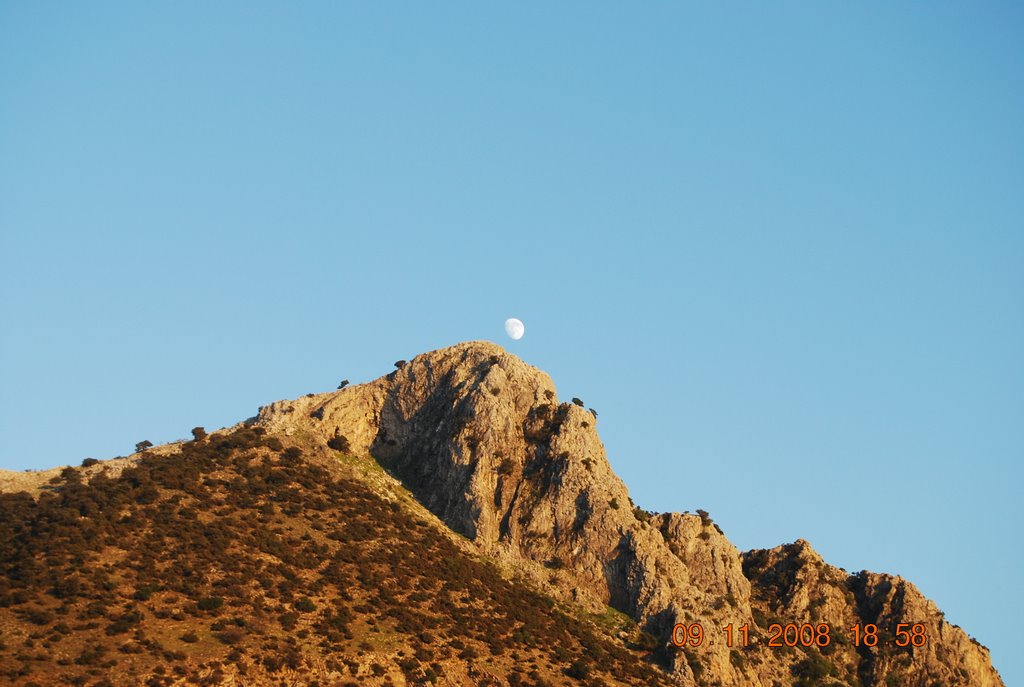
[0,427,672,686]
[0,341,1005,686]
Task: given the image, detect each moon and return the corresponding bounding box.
[504,318,525,341]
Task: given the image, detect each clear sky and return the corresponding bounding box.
[2,2,1021,683]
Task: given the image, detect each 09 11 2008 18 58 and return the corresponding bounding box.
[671,621,928,649]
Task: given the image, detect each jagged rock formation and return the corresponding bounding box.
[743,539,1002,687]
[256,341,1004,687]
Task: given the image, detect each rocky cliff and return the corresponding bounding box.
[254,340,1004,687]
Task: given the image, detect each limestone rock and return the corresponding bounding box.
[251,340,1003,687]
[743,539,1004,687]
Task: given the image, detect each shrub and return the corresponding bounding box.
[26,609,53,626]
[191,427,207,441]
[180,631,198,643]
[75,645,106,666]
[793,652,839,687]
[81,458,100,467]
[544,557,565,570]
[294,597,316,613]
[198,596,224,612]
[215,629,244,645]
[394,360,407,369]
[135,440,154,453]
[566,658,591,679]
[278,611,299,631]
[327,435,351,453]
[571,397,584,407]
[497,458,515,475]
[636,630,659,651]
[609,498,620,510]
[337,379,349,389]
[105,619,134,635]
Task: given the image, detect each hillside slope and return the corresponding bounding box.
[0,426,672,686]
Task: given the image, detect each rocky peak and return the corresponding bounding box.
[256,341,1005,687]
[258,342,756,681]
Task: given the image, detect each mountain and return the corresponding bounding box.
[0,341,1004,686]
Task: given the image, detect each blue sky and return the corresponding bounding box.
[1,2,1021,682]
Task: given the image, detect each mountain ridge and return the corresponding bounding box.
[0,341,1004,686]
[252,340,1004,686]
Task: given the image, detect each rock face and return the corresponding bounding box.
[742,541,1003,687]
[257,341,1005,687]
